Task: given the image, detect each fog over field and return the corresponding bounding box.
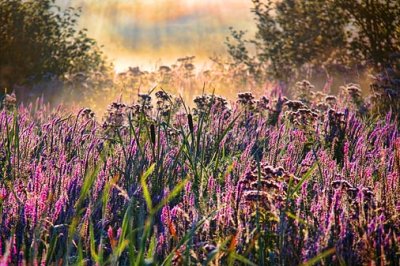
[58,0,255,71]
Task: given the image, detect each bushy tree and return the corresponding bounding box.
[228,0,400,82]
[336,0,400,68]
[0,0,108,90]
[339,0,400,120]
[227,0,349,82]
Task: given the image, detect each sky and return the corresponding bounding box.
[58,0,256,72]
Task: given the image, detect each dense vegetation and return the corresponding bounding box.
[0,0,399,265]
[0,81,399,264]
[0,0,108,91]
[227,0,400,81]
[227,0,400,120]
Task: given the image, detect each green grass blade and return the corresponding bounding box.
[300,248,336,266]
[289,163,317,199]
[141,163,156,210]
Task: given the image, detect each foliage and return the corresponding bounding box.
[227,0,348,82]
[227,0,400,82]
[0,81,399,264]
[0,0,108,90]
[369,56,400,118]
[336,0,400,68]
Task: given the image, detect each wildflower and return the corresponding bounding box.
[325,95,337,105]
[257,96,269,110]
[316,102,330,112]
[138,93,152,112]
[184,63,195,71]
[294,80,314,104]
[159,65,171,73]
[193,95,229,115]
[285,100,306,111]
[345,84,362,99]
[155,90,171,102]
[237,92,255,106]
[103,102,127,130]
[0,186,7,201]
[107,226,117,249]
[128,66,143,77]
[80,108,95,120]
[155,91,172,116]
[238,162,299,218]
[2,93,16,110]
[331,179,352,190]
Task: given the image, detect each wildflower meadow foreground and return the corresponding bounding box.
[0,81,399,265]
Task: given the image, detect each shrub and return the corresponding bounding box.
[0,0,108,91]
[227,0,400,116]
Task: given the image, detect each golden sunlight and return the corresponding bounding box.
[58,0,255,72]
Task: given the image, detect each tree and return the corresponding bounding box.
[227,0,349,82]
[336,0,400,68]
[0,0,108,91]
[227,0,400,82]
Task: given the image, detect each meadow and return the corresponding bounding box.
[0,66,399,265]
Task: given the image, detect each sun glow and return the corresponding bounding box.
[58,0,255,71]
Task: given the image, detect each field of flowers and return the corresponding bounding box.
[0,78,399,265]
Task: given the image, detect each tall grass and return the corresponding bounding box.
[0,82,399,265]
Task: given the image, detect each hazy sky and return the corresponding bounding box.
[58,0,255,72]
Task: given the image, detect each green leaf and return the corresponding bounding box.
[89,222,100,263]
[285,211,309,227]
[289,163,317,199]
[161,209,220,266]
[77,239,84,266]
[146,234,157,261]
[300,248,336,266]
[229,253,257,266]
[75,165,100,211]
[140,164,156,211]
[152,177,188,214]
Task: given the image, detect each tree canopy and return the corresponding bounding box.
[0,0,108,90]
[227,0,400,82]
